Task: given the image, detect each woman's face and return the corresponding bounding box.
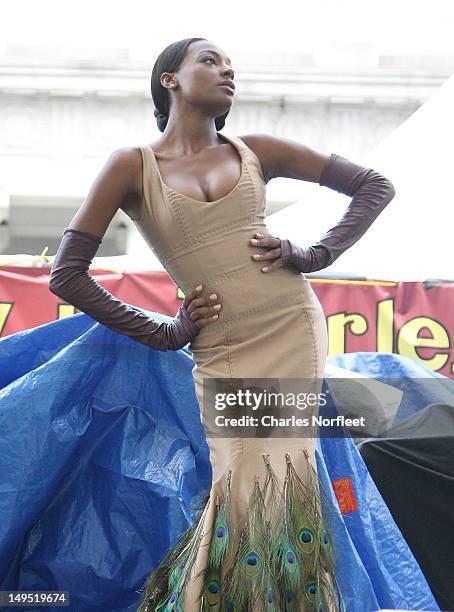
[163,39,235,117]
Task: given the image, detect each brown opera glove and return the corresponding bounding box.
[48,228,199,351]
[280,153,396,273]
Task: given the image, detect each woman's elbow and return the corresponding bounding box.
[48,269,72,299]
[375,174,396,207]
[387,178,396,199]
[48,274,64,297]
[385,178,396,205]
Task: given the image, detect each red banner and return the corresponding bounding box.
[1,267,453,378]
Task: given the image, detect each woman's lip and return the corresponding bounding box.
[219,84,235,92]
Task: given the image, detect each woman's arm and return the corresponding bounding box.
[49,148,221,350]
[279,153,396,272]
[241,134,395,274]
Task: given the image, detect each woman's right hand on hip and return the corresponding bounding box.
[183,285,222,329]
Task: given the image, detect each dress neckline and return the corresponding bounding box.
[145,131,245,205]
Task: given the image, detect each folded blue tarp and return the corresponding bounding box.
[0,312,440,611]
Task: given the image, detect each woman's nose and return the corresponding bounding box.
[222,66,234,79]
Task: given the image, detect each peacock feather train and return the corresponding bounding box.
[137,450,344,611]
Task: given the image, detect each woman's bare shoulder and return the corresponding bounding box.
[237,133,330,183]
[105,146,144,220]
[236,133,275,182]
[110,146,143,193]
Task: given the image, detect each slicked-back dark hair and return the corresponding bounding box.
[150,37,230,133]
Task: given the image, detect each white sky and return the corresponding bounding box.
[1,0,454,60]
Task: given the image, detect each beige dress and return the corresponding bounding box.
[135,132,338,611]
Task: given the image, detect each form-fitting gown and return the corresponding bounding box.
[134,132,339,611]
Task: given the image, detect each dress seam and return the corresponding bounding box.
[223,326,245,455]
[189,285,305,340]
[223,286,303,327]
[301,306,319,381]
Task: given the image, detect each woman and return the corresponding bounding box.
[49,37,395,611]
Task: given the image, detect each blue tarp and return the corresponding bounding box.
[0,312,441,611]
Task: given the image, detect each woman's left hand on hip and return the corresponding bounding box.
[249,232,283,273]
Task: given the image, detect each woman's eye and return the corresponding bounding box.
[204,57,216,64]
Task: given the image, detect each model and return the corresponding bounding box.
[49,37,395,611]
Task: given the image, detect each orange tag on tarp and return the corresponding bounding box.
[332,477,358,513]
